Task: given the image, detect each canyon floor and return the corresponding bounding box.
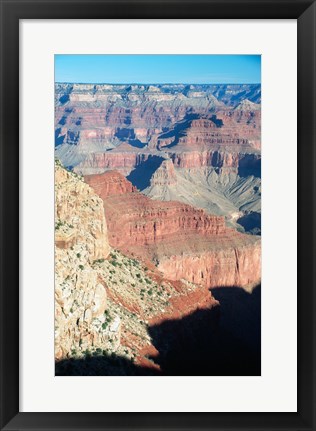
[55,83,261,375]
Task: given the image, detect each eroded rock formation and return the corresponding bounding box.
[55,162,220,369]
[54,84,261,170]
[85,171,261,291]
[55,83,261,234]
[149,159,177,187]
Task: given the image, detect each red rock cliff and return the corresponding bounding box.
[85,171,227,248]
[85,171,261,290]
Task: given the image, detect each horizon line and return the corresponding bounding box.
[55,81,261,85]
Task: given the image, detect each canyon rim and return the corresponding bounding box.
[54,55,261,376]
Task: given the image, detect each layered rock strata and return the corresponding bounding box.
[75,148,260,176]
[55,83,261,235]
[85,171,261,290]
[55,83,261,174]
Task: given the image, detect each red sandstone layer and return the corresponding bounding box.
[85,171,227,248]
[76,149,260,175]
[158,113,260,152]
[85,171,261,290]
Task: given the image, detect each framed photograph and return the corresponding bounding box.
[1,0,315,430]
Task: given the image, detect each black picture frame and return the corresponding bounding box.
[0,1,315,430]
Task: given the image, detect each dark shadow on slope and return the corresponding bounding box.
[238,212,261,235]
[126,139,147,149]
[158,113,199,148]
[126,155,165,190]
[59,94,70,104]
[210,114,223,127]
[55,128,65,147]
[115,127,136,141]
[58,115,67,126]
[55,352,160,376]
[230,90,247,104]
[55,285,261,376]
[243,85,261,105]
[148,285,261,376]
[238,155,261,178]
[114,127,147,149]
[211,285,261,357]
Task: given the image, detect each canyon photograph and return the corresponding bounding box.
[54,55,261,376]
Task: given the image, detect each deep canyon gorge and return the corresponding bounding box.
[55,83,261,375]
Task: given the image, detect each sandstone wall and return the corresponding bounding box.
[85,171,227,248]
[158,238,261,291]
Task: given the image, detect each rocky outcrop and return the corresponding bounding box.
[55,161,110,260]
[55,161,116,360]
[85,171,261,290]
[84,169,137,199]
[149,159,177,186]
[56,246,220,375]
[234,99,260,111]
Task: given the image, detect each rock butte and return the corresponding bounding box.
[85,170,261,290]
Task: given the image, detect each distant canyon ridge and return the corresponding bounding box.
[55,83,261,234]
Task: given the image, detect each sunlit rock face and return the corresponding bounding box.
[85,171,261,291]
[55,162,110,260]
[55,162,115,360]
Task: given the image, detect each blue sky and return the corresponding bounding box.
[55,55,261,84]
